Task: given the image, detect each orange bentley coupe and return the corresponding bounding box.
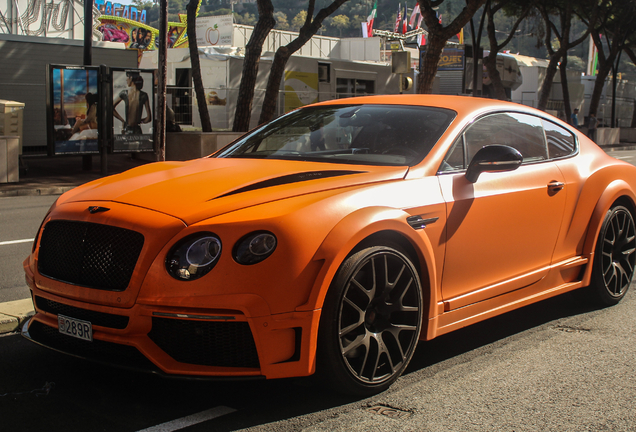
[23,95,636,395]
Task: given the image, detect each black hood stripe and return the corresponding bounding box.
[211,170,366,200]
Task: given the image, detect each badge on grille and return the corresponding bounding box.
[87,206,110,214]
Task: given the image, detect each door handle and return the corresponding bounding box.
[548,181,565,193]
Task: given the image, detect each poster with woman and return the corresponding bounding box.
[47,65,100,155]
[111,68,155,152]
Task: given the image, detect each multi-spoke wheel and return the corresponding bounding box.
[588,205,636,306]
[317,246,423,396]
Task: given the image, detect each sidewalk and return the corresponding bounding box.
[0,153,155,334]
[0,152,154,197]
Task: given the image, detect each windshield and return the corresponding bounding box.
[214,104,456,166]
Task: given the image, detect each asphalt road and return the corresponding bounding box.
[0,195,57,303]
[1,288,634,431]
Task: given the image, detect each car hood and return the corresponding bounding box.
[58,158,409,225]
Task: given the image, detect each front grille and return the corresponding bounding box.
[27,320,156,371]
[38,220,144,291]
[148,318,260,368]
[35,296,129,330]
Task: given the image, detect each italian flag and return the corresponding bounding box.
[362,0,378,38]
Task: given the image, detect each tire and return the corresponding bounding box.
[588,205,636,306]
[317,246,423,396]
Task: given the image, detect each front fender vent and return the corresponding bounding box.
[406,216,439,230]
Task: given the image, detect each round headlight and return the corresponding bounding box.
[166,233,222,281]
[234,231,277,265]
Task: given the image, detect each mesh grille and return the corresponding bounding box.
[37,220,144,291]
[27,320,156,371]
[148,318,260,368]
[35,296,129,330]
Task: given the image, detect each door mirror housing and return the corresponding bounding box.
[465,145,523,183]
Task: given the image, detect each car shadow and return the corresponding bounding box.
[405,289,605,374]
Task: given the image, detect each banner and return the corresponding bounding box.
[284,71,318,113]
[196,15,234,47]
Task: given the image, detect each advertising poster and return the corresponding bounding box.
[48,65,100,155]
[437,48,465,71]
[196,15,233,47]
[99,17,158,51]
[284,71,319,113]
[112,69,155,152]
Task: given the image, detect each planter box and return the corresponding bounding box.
[165,132,244,161]
[595,128,620,146]
[0,136,19,183]
[620,128,636,143]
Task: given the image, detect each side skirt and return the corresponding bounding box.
[425,256,589,340]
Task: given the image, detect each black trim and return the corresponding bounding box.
[213,170,365,200]
[406,216,439,230]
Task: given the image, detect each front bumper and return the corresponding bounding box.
[22,290,321,380]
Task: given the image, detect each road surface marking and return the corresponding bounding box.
[0,239,33,246]
[136,406,237,432]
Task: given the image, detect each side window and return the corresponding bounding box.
[464,113,547,165]
[439,135,465,172]
[542,120,576,159]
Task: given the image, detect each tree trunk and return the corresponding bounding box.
[259,48,291,125]
[537,52,563,111]
[417,33,447,94]
[258,0,349,125]
[559,55,572,123]
[233,1,275,132]
[418,0,486,94]
[589,63,611,118]
[186,0,212,132]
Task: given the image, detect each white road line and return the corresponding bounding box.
[0,239,33,246]
[136,406,237,432]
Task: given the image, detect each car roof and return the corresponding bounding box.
[310,94,548,120]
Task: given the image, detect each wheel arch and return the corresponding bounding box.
[580,180,636,285]
[299,206,440,330]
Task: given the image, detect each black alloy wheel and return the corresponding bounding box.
[318,246,423,396]
[590,205,636,305]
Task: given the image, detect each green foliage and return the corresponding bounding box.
[291,11,307,32]
[274,11,290,30]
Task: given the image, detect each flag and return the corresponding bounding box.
[409,3,420,28]
[457,28,464,44]
[402,3,408,33]
[394,3,402,32]
[364,0,377,37]
[416,14,424,46]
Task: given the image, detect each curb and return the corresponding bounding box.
[0,298,35,335]
[0,186,76,198]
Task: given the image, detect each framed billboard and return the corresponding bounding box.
[46,65,101,156]
[111,68,155,153]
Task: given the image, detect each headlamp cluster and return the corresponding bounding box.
[166,231,277,281]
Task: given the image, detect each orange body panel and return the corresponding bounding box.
[22,95,636,381]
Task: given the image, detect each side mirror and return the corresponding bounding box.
[465,145,523,183]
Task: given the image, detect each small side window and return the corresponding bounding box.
[440,135,465,172]
[542,120,575,159]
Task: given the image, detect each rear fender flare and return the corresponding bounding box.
[580,179,636,285]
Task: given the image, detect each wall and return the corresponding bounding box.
[0,35,138,153]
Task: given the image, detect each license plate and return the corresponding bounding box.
[58,314,93,342]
